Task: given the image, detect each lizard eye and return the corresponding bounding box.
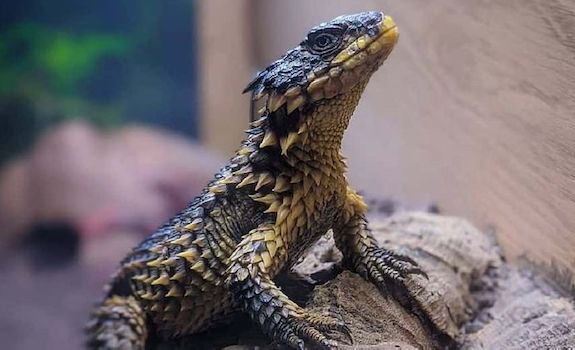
[307,27,343,57]
[314,34,334,49]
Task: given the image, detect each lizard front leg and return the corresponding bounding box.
[227,224,350,350]
[334,189,426,308]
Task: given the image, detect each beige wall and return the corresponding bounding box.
[197,0,254,154]
[201,0,575,274]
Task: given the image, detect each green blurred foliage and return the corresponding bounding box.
[0,1,197,165]
[0,23,130,125]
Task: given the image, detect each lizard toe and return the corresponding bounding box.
[279,312,349,350]
[303,311,353,344]
[368,247,427,281]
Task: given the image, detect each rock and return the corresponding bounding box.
[461,266,575,349]
[367,212,503,339]
[301,212,503,349]
[308,272,436,349]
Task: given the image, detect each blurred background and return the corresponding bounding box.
[0,0,574,348]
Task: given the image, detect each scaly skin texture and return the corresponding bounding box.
[87,11,427,349]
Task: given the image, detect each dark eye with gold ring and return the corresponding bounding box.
[306,27,343,57]
[314,33,335,49]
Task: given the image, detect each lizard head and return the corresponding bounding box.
[244,11,398,154]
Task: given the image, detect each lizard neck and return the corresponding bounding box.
[241,80,370,194]
[286,80,369,174]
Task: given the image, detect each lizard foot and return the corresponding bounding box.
[276,311,352,350]
[355,247,435,325]
[357,246,428,298]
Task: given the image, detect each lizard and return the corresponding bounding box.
[86,11,429,350]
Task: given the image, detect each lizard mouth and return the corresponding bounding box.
[332,16,398,68]
[305,15,398,102]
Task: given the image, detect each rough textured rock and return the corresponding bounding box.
[298,212,503,349]
[462,266,575,349]
[307,272,436,349]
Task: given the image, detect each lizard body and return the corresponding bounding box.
[87,11,426,349]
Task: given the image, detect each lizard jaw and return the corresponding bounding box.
[306,15,399,101]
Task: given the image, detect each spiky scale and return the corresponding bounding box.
[280,132,298,155]
[203,270,217,282]
[307,75,329,92]
[237,173,258,188]
[251,193,277,205]
[273,176,290,192]
[237,146,252,156]
[264,200,281,214]
[268,92,286,112]
[276,207,289,226]
[296,214,307,228]
[290,172,303,184]
[147,257,164,268]
[291,202,305,218]
[234,165,252,175]
[266,241,277,257]
[210,207,222,217]
[140,291,155,300]
[151,274,170,286]
[171,234,191,246]
[246,232,263,243]
[177,249,198,263]
[191,260,206,274]
[260,130,277,148]
[310,169,322,186]
[162,313,176,322]
[143,275,156,284]
[125,260,144,269]
[256,172,275,191]
[250,116,266,128]
[303,194,315,213]
[302,177,313,196]
[287,95,305,114]
[192,237,207,248]
[132,274,148,282]
[200,250,214,260]
[184,218,203,231]
[166,285,183,298]
[149,245,165,255]
[284,85,301,98]
[291,190,303,208]
[261,251,272,269]
[209,183,227,194]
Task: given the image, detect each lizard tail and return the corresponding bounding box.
[86,295,148,350]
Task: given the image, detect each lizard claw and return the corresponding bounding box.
[406,266,429,280]
[355,246,436,326]
[339,322,354,345]
[323,309,353,344]
[354,246,429,303]
[271,310,352,349]
[381,251,429,280]
[303,311,353,346]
